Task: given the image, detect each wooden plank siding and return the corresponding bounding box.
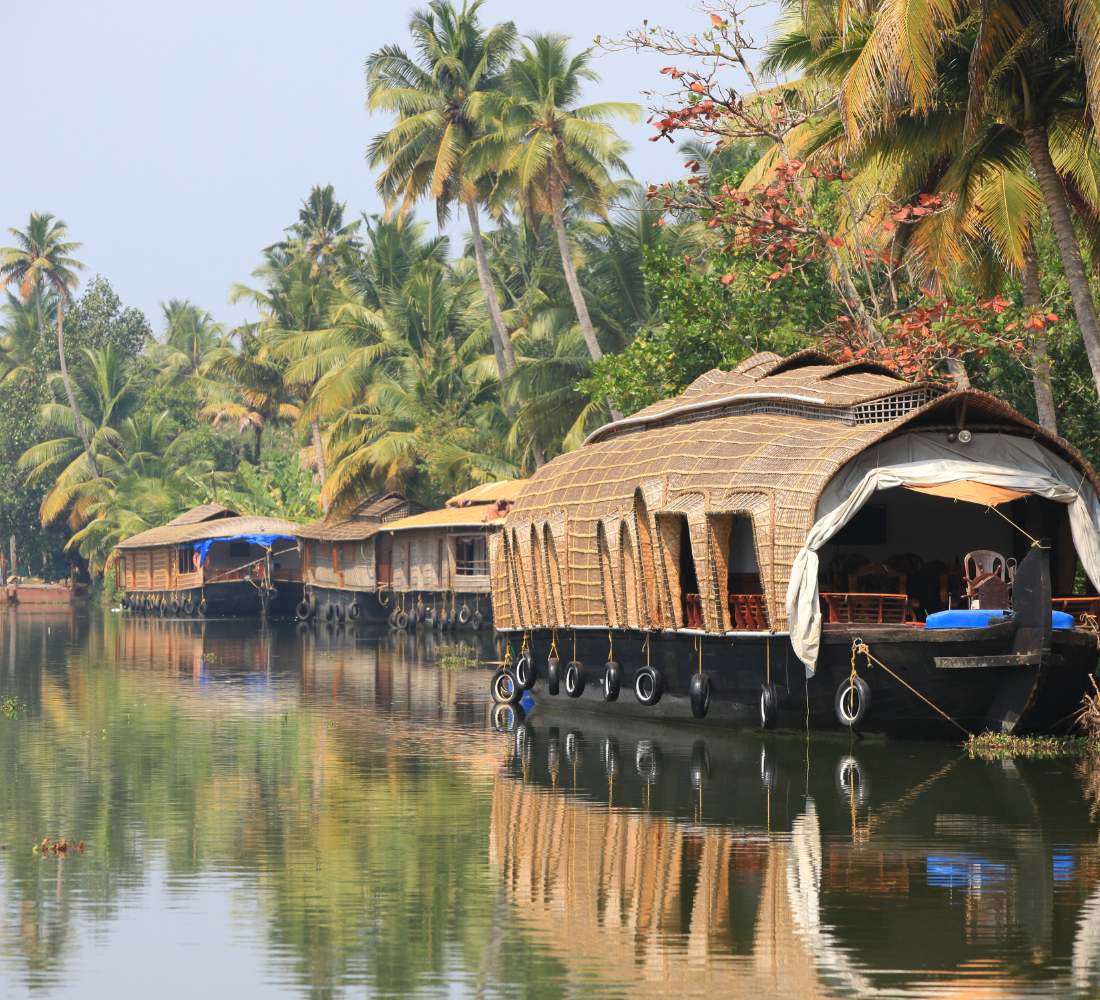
[121,546,202,593]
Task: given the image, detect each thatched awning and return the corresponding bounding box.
[116,515,303,550]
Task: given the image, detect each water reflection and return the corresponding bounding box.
[1,612,1100,998]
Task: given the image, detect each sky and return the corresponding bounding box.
[1,1,777,333]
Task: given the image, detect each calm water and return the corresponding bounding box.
[2,613,1100,999]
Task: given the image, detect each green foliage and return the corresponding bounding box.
[63,277,150,359]
[584,247,832,413]
[212,434,321,521]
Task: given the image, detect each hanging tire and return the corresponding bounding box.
[690,673,712,719]
[457,604,472,626]
[388,608,398,629]
[324,603,335,622]
[169,597,181,616]
[295,599,312,622]
[514,654,536,690]
[120,595,130,612]
[182,595,195,616]
[564,660,585,698]
[547,657,561,696]
[835,676,871,728]
[760,683,779,730]
[377,589,391,609]
[157,596,168,617]
[603,661,621,702]
[491,702,524,732]
[395,610,409,630]
[471,610,483,631]
[197,598,208,618]
[422,608,435,629]
[490,667,521,705]
[333,603,345,622]
[633,666,663,707]
[346,601,360,621]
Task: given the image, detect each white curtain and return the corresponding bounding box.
[786,432,1100,674]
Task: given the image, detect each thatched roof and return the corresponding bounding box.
[447,480,527,507]
[295,492,421,542]
[498,351,1100,632]
[165,503,236,526]
[116,515,302,551]
[384,506,506,533]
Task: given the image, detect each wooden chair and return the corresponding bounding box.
[729,593,768,630]
[847,562,907,596]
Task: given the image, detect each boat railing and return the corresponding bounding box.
[820,592,910,625]
[681,593,770,630]
[456,558,490,577]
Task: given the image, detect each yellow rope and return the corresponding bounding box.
[644,632,651,666]
[984,503,1044,548]
[851,638,970,735]
[607,630,614,663]
[697,636,703,674]
[549,629,559,660]
[572,630,577,662]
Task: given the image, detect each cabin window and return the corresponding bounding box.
[725,514,767,631]
[229,541,251,558]
[177,546,192,574]
[455,535,488,576]
[657,514,699,628]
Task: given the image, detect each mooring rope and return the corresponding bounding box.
[984,503,1044,548]
[851,637,970,735]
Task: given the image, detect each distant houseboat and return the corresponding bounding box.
[489,350,1100,738]
[295,482,523,627]
[114,504,303,617]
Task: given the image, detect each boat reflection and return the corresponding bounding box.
[492,707,1100,997]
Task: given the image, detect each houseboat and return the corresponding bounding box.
[114,503,303,617]
[489,350,1100,738]
[295,482,522,627]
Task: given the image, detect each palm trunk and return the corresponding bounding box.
[464,198,546,468]
[1023,123,1100,397]
[56,301,98,478]
[253,423,263,464]
[311,419,330,514]
[548,188,624,422]
[549,188,602,362]
[1022,239,1058,434]
[465,198,516,379]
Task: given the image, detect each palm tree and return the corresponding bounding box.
[277,184,363,278]
[0,288,54,386]
[470,34,640,363]
[365,0,520,385]
[158,299,229,379]
[0,213,94,472]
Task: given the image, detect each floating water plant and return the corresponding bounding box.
[438,642,478,671]
[1,696,22,719]
[966,733,1091,760]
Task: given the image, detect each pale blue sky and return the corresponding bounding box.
[2,1,776,332]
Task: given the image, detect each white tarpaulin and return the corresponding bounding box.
[786,432,1100,673]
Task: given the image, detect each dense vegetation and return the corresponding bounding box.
[4,0,1100,584]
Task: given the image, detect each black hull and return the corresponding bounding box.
[305,586,493,629]
[124,581,303,618]
[498,625,1099,739]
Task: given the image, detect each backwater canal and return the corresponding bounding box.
[2,611,1100,998]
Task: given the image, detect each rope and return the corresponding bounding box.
[696,635,703,674]
[984,503,1044,548]
[643,632,651,666]
[607,630,614,663]
[766,636,772,685]
[549,629,559,660]
[851,638,970,735]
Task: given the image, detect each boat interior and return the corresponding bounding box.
[680,489,1097,632]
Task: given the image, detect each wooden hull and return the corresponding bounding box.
[123,580,303,618]
[303,585,494,628]
[497,624,1099,739]
[2,583,83,606]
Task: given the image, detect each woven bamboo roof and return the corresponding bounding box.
[499,351,1100,632]
[384,506,505,533]
[165,503,236,526]
[295,493,419,541]
[116,515,302,550]
[447,479,527,507]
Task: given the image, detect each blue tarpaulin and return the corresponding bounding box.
[193,534,295,567]
[925,608,1075,630]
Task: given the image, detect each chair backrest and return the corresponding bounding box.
[964,550,1007,583]
[848,562,906,594]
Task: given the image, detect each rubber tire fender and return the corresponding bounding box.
[324,602,336,622]
[690,673,712,719]
[182,595,196,616]
[760,683,779,730]
[834,676,871,728]
[490,667,521,705]
[295,599,312,622]
[471,610,483,631]
[546,657,561,696]
[457,604,472,626]
[169,597,181,616]
[346,601,361,621]
[603,661,621,702]
[514,654,536,690]
[120,595,130,612]
[197,598,208,618]
[563,660,585,698]
[394,610,409,630]
[633,666,664,707]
